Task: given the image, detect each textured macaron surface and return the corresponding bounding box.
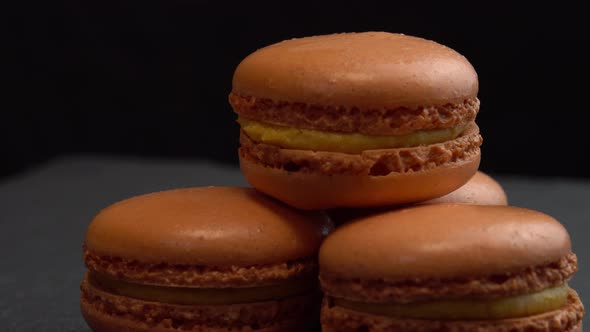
[81,274,317,332]
[230,32,480,138]
[326,172,508,225]
[231,32,478,110]
[239,123,481,176]
[84,187,332,287]
[321,291,584,332]
[421,170,508,205]
[86,187,331,266]
[230,93,478,136]
[320,204,571,280]
[320,205,575,302]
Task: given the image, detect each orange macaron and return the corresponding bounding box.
[420,170,507,205]
[80,187,332,332]
[327,170,507,225]
[230,32,482,209]
[319,204,584,332]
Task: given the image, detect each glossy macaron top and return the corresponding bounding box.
[232,32,478,109]
[320,204,571,280]
[421,171,507,205]
[85,187,332,266]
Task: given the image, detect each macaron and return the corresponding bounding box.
[319,204,584,332]
[80,187,333,332]
[420,170,507,205]
[230,31,483,210]
[327,170,507,225]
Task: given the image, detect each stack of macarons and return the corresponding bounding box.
[81,32,584,332]
[229,32,584,331]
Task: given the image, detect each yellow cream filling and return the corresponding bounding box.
[238,118,467,154]
[89,273,315,305]
[334,284,569,320]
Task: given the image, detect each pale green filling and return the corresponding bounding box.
[334,284,569,320]
[90,273,315,305]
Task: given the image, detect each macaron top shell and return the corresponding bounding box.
[232,32,478,109]
[85,187,332,266]
[320,204,571,280]
[422,171,508,205]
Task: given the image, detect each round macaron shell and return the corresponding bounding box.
[319,204,571,280]
[232,32,478,109]
[420,171,508,205]
[240,153,480,210]
[85,187,332,266]
[326,171,507,226]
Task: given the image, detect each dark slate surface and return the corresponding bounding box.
[1,156,588,331]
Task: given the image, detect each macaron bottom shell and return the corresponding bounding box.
[320,289,584,332]
[81,304,310,332]
[80,275,318,332]
[240,153,480,210]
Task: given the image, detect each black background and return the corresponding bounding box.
[6,1,590,178]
